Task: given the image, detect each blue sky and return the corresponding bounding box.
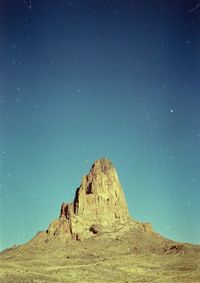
[1,0,200,250]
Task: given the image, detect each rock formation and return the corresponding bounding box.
[46,158,130,241]
[1,158,200,283]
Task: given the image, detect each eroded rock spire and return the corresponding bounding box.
[47,158,129,241]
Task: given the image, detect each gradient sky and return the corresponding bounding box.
[1,0,200,251]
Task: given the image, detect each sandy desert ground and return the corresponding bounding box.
[1,228,200,283]
[1,252,200,283]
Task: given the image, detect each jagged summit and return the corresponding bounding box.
[90,157,114,174]
[47,158,130,241]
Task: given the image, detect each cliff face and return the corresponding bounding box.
[47,158,130,241]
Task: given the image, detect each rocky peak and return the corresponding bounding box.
[74,157,129,219]
[90,158,114,175]
[47,158,130,241]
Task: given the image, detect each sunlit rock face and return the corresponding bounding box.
[47,158,130,241]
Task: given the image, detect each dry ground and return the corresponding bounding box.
[1,252,200,282]
[1,230,200,283]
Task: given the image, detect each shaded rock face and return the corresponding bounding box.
[47,158,129,241]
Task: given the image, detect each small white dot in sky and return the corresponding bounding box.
[165,225,172,231]
[170,109,174,113]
